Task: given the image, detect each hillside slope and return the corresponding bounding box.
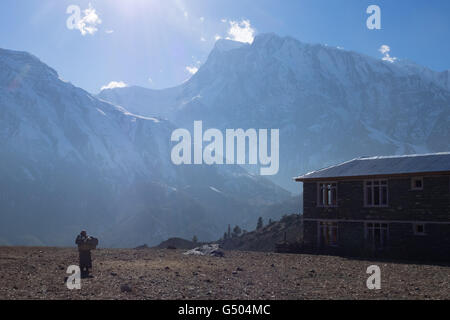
[0,48,291,247]
[218,214,303,252]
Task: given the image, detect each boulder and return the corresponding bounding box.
[183,244,224,257]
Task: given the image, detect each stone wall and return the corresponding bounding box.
[301,174,450,261]
[303,220,450,261]
[303,175,450,221]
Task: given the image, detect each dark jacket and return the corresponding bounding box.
[76,234,92,269]
[75,234,87,245]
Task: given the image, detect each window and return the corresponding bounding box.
[318,182,337,207]
[319,221,338,246]
[365,222,388,250]
[365,180,388,207]
[413,223,426,236]
[411,177,423,190]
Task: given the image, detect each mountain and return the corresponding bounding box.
[0,48,292,247]
[154,237,199,250]
[395,59,450,91]
[218,214,303,252]
[99,33,450,193]
[97,85,181,120]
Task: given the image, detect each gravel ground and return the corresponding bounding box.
[0,247,448,300]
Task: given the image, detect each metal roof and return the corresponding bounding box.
[294,152,450,181]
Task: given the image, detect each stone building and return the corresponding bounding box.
[294,152,450,261]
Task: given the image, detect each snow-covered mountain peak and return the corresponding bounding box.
[98,32,450,193]
[0,48,58,83]
[252,32,290,46]
[213,39,249,52]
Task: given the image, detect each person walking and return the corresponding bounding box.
[75,230,98,277]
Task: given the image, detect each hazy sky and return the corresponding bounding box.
[1,0,449,93]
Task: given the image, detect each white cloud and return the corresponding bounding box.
[105,29,114,34]
[379,44,397,63]
[200,36,206,42]
[100,81,128,91]
[215,34,222,41]
[226,19,255,43]
[76,3,102,36]
[199,17,204,22]
[383,55,397,63]
[184,11,188,18]
[221,18,227,23]
[186,66,199,75]
[379,45,390,55]
[148,77,153,84]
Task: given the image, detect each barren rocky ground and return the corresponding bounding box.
[0,246,448,300]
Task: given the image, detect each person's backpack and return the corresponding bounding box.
[77,236,99,250]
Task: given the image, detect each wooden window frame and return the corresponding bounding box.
[364,179,388,207]
[413,223,426,236]
[318,221,339,247]
[411,177,424,190]
[364,221,389,250]
[317,182,338,207]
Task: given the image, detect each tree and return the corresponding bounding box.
[227,224,231,238]
[232,225,242,237]
[192,235,198,243]
[257,217,264,230]
[223,232,228,240]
